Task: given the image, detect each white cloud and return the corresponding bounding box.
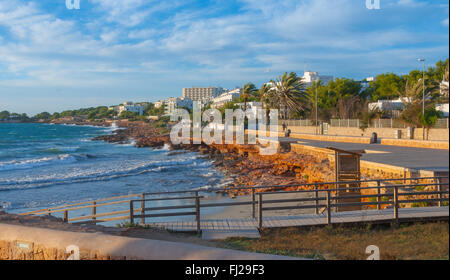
[443,18,449,26]
[0,0,448,114]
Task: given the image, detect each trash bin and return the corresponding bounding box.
[370,132,378,144]
[407,127,415,139]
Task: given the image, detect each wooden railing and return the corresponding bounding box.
[256,182,449,229]
[19,176,449,230]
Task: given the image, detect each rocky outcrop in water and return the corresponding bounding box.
[92,121,334,194]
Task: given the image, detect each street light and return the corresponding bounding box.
[315,81,318,135]
[418,58,425,140]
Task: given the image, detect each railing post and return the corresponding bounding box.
[314,185,319,215]
[92,201,97,225]
[195,193,201,234]
[252,187,256,219]
[129,200,134,225]
[258,193,263,230]
[141,194,146,225]
[376,180,381,210]
[393,186,399,226]
[326,190,331,225]
[436,178,442,207]
[47,209,51,216]
[63,210,68,223]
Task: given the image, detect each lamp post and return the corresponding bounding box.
[315,81,318,135]
[418,58,425,140]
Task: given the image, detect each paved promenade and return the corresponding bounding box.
[281,137,449,172]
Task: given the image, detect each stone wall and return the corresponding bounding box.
[0,240,112,260]
[0,224,296,260]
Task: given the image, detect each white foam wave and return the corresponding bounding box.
[0,156,202,191]
[0,154,77,171]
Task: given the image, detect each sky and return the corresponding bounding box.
[0,0,449,115]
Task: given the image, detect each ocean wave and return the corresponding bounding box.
[195,179,234,192]
[0,157,203,191]
[0,154,77,171]
[121,140,137,147]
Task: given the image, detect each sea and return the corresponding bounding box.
[0,123,229,220]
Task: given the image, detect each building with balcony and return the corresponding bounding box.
[182,87,224,102]
[211,88,242,108]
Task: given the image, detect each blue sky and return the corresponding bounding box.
[0,0,448,115]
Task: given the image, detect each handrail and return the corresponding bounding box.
[18,175,449,231]
[256,184,449,229]
[20,175,447,215]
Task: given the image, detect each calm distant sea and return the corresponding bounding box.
[0,123,227,215]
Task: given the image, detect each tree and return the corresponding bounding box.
[439,61,449,102]
[400,76,440,108]
[368,73,405,101]
[241,82,258,111]
[324,78,363,118]
[119,111,138,120]
[399,78,440,131]
[269,72,308,119]
[33,112,51,120]
[0,111,10,121]
[420,107,443,140]
[258,83,272,123]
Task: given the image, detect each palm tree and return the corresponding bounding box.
[440,62,449,102]
[242,82,257,111]
[400,78,440,130]
[269,72,308,119]
[400,77,439,104]
[258,83,272,124]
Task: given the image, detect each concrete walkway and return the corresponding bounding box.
[0,223,299,260]
[148,206,449,240]
[281,137,449,172]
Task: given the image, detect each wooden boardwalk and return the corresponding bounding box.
[147,206,449,239]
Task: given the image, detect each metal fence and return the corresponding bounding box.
[280,119,314,127]
[282,118,449,129]
[330,119,360,128]
[434,118,450,129]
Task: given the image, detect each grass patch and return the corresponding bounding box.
[414,185,426,191]
[219,222,449,260]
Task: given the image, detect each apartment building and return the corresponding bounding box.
[182,87,224,101]
[211,88,242,108]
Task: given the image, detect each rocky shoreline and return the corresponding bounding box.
[90,121,334,194]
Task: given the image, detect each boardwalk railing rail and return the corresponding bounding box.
[19,176,449,229]
[256,182,449,229]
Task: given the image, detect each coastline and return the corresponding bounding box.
[1,120,334,222]
[87,120,335,194]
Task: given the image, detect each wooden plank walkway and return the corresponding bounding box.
[147,206,449,239]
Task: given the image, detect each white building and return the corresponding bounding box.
[164,97,193,116]
[440,80,449,96]
[302,71,334,86]
[360,77,375,91]
[436,103,449,117]
[368,98,408,112]
[182,87,224,102]
[111,101,148,116]
[211,88,242,109]
[154,101,164,109]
